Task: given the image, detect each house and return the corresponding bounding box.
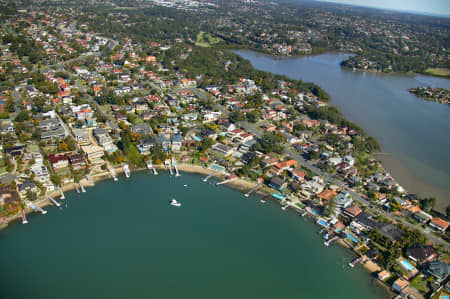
[344,205,363,218]
[131,123,152,136]
[429,217,449,232]
[261,156,279,168]
[171,133,183,152]
[200,128,217,140]
[0,185,19,207]
[274,160,297,172]
[68,153,86,171]
[428,260,450,283]
[289,169,306,182]
[335,192,353,210]
[318,189,338,203]
[392,278,409,293]
[138,137,156,155]
[73,129,90,144]
[17,180,37,197]
[38,118,60,131]
[81,145,104,163]
[48,154,69,170]
[377,270,390,281]
[1,122,15,134]
[241,152,257,165]
[406,245,437,264]
[413,211,433,224]
[212,143,234,156]
[269,176,287,191]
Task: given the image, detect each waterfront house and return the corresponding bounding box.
[269,176,287,191]
[377,270,390,281]
[392,278,409,293]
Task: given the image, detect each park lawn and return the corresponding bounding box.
[425,68,450,78]
[195,31,222,47]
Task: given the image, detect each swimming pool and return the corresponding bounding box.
[400,260,416,272]
[272,193,285,200]
[346,233,360,244]
[317,219,329,227]
[210,164,225,172]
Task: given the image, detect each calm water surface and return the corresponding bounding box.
[0,172,387,299]
[234,50,450,209]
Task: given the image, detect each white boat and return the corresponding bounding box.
[281,205,288,211]
[183,184,188,187]
[260,199,266,203]
[170,199,181,207]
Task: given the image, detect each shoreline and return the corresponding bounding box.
[0,163,265,232]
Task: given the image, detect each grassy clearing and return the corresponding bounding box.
[195,31,222,47]
[425,68,450,78]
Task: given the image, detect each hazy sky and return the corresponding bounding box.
[320,0,450,16]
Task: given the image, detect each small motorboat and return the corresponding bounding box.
[183,184,188,187]
[170,199,181,207]
[260,199,266,203]
[281,205,288,211]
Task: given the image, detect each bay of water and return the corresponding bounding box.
[0,172,387,299]
[234,50,450,210]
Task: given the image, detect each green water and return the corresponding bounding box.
[0,172,387,299]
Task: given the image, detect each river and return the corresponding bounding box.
[234,50,450,210]
[0,172,387,299]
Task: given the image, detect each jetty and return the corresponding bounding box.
[48,196,60,207]
[80,183,86,193]
[324,235,339,247]
[172,159,180,177]
[203,171,217,182]
[216,174,237,185]
[122,163,131,178]
[21,209,28,224]
[349,256,364,268]
[109,167,118,181]
[165,160,173,175]
[29,203,47,215]
[146,161,158,175]
[244,185,262,197]
[59,187,65,199]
